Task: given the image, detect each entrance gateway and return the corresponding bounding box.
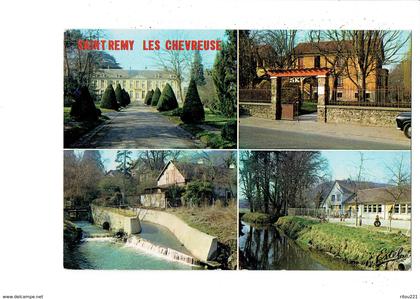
[267,67,331,122]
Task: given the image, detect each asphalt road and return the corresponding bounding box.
[239,125,411,150]
[73,104,199,149]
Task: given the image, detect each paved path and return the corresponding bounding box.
[329,217,411,231]
[240,116,411,150]
[73,104,200,149]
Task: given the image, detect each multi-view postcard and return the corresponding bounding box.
[64,29,237,149]
[63,29,411,272]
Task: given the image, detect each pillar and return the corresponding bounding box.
[316,75,329,123]
[270,77,282,120]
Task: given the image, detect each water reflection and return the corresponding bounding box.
[239,221,355,270]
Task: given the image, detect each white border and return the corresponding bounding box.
[0,1,419,299]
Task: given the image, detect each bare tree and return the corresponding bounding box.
[254,30,298,70]
[153,34,193,102]
[349,152,369,226]
[385,154,411,231]
[308,30,350,101]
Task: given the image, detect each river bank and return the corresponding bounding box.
[239,220,355,270]
[275,216,411,270]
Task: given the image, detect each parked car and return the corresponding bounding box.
[396,112,411,139]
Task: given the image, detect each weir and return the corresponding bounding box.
[125,235,198,266]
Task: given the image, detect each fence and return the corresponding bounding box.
[288,208,326,218]
[239,89,271,103]
[328,88,411,108]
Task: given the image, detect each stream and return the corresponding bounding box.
[239,221,356,270]
[64,221,198,270]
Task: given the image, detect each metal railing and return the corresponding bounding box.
[328,88,411,108]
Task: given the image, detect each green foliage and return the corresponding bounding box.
[100,84,119,110]
[221,120,237,142]
[144,89,154,105]
[121,89,130,106]
[181,79,205,123]
[182,180,214,207]
[151,87,161,106]
[70,86,101,121]
[242,212,272,224]
[115,83,124,106]
[190,50,206,86]
[212,30,237,117]
[157,83,179,111]
[239,30,258,88]
[166,185,185,207]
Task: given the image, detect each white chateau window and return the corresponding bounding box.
[408,204,411,213]
[364,205,367,213]
[394,204,400,214]
[401,204,407,214]
[378,204,382,213]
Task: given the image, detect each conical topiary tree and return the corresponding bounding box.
[101,84,119,110]
[115,83,124,107]
[157,83,179,111]
[70,86,100,121]
[151,87,161,106]
[121,89,130,106]
[181,79,205,123]
[144,89,154,105]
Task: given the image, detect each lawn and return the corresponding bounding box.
[299,101,317,115]
[160,108,236,149]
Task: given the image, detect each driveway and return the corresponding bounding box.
[71,104,200,149]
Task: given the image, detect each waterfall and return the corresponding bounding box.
[125,236,198,266]
[83,236,115,242]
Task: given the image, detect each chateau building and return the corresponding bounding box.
[292,41,389,101]
[92,69,180,101]
[256,41,389,102]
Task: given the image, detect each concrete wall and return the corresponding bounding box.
[91,205,141,235]
[324,105,411,127]
[140,193,166,208]
[135,208,218,262]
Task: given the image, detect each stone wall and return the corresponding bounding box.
[135,208,218,262]
[240,102,275,119]
[324,105,411,127]
[91,205,141,235]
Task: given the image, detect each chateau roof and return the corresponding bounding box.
[294,40,353,55]
[94,69,175,80]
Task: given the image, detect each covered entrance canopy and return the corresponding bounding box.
[266,67,332,121]
[267,67,331,78]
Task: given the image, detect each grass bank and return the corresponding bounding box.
[160,108,236,149]
[242,212,273,225]
[276,216,411,270]
[167,204,237,269]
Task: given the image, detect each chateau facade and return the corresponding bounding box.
[292,41,389,101]
[93,69,180,101]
